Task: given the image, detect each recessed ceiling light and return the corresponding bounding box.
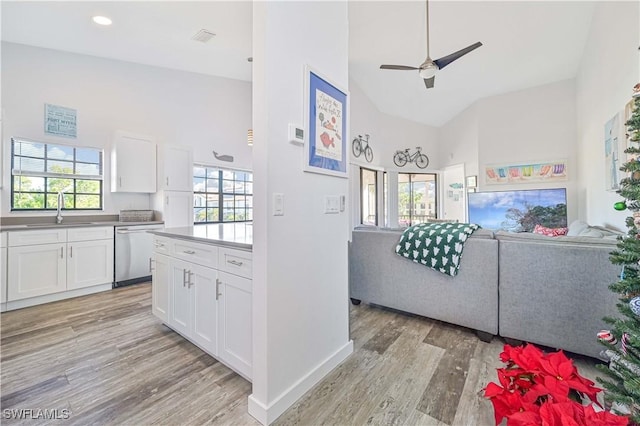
[92,16,112,26]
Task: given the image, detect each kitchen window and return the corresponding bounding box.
[193,166,253,223]
[11,138,103,210]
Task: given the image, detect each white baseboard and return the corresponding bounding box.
[248,339,354,425]
[5,283,113,311]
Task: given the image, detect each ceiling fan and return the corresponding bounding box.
[380,0,482,89]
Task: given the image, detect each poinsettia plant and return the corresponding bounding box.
[484,344,629,426]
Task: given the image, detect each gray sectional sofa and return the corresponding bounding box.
[349,226,622,360]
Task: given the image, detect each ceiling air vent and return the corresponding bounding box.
[191,29,216,43]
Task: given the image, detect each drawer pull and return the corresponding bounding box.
[227,259,244,267]
[183,250,196,255]
[155,242,165,248]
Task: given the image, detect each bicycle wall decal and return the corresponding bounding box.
[352,134,373,163]
[393,147,429,169]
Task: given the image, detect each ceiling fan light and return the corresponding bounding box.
[419,64,438,79]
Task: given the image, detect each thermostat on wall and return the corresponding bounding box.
[288,124,304,145]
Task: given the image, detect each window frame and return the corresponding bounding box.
[397,172,438,226]
[193,165,253,224]
[10,138,104,211]
[360,167,378,226]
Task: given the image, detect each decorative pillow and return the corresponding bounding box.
[533,224,568,237]
[567,220,589,236]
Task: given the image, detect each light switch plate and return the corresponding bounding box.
[324,196,340,214]
[273,193,284,216]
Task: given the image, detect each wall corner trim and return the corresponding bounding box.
[247,339,354,425]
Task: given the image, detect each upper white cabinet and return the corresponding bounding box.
[111,131,157,193]
[163,191,194,228]
[161,145,193,191]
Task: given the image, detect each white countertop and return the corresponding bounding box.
[150,223,252,250]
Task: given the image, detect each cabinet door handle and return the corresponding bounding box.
[215,278,221,300]
[166,177,169,186]
[149,257,154,272]
[188,271,194,288]
[183,269,187,287]
[119,177,122,188]
[60,247,64,258]
[166,196,169,206]
[227,259,243,267]
[183,250,196,255]
[70,246,73,258]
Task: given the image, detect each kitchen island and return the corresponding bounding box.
[149,223,253,380]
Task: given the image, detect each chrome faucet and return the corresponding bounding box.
[56,191,64,224]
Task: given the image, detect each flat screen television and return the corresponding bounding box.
[468,188,567,232]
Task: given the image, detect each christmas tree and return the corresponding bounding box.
[598,84,640,425]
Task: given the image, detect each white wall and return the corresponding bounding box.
[576,1,639,230]
[1,42,252,217]
[438,104,479,177]
[350,80,439,171]
[250,2,352,424]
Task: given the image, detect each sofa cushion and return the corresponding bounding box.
[495,230,618,247]
[533,224,568,237]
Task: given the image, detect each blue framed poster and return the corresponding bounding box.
[45,103,77,138]
[303,66,349,178]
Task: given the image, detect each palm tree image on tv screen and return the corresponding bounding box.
[468,188,567,232]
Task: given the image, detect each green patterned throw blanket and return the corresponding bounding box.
[395,223,480,277]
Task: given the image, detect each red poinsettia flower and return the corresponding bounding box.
[500,343,544,371]
[484,344,628,426]
[583,404,629,426]
[537,350,602,402]
[538,401,584,426]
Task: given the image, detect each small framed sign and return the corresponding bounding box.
[303,66,349,178]
[45,103,77,138]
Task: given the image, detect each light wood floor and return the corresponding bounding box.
[1,283,602,425]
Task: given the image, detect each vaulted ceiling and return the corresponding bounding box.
[1,1,596,127]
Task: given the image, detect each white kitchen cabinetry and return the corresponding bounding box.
[167,256,218,355]
[111,131,157,193]
[7,227,114,306]
[161,145,193,191]
[152,236,252,379]
[152,253,170,323]
[1,232,7,311]
[67,227,114,290]
[163,191,193,228]
[217,270,252,378]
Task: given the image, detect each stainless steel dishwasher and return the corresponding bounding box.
[114,223,164,287]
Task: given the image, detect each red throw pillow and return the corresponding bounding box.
[533,224,568,237]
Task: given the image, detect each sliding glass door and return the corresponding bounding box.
[398,173,437,226]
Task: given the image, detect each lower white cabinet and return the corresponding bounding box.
[1,233,6,310]
[152,237,252,379]
[67,239,114,290]
[152,253,170,323]
[7,227,114,304]
[217,271,252,378]
[8,243,66,300]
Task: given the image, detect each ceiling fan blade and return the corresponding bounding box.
[423,76,435,89]
[433,42,482,69]
[380,65,419,70]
